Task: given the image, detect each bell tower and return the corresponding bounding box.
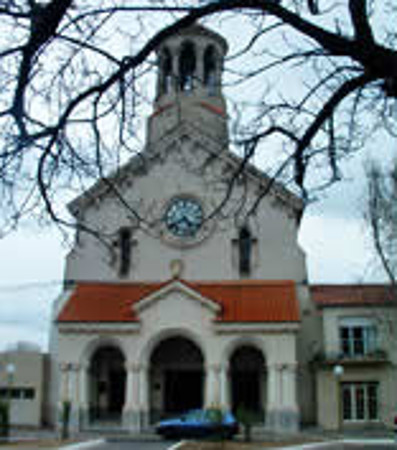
[147,25,228,148]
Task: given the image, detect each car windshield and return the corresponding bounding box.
[184,410,204,421]
[205,409,223,422]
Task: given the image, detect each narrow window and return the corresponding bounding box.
[161,48,173,94]
[119,228,131,277]
[239,226,252,276]
[179,41,196,92]
[204,46,217,95]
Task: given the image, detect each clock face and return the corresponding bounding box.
[165,198,203,238]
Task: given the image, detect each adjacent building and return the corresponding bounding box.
[0,343,50,427]
[312,285,397,430]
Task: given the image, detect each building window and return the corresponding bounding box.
[239,226,252,276]
[119,227,132,277]
[22,388,35,400]
[342,382,379,421]
[0,387,35,400]
[179,41,196,92]
[339,318,377,357]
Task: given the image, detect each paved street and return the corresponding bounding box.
[344,446,396,449]
[335,444,397,450]
[83,439,179,450]
[276,441,397,450]
[66,439,397,450]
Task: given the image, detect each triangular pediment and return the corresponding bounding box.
[133,279,222,316]
[68,120,302,220]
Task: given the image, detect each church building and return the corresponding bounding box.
[49,25,397,435]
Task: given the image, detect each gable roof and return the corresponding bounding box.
[133,279,221,314]
[311,284,397,307]
[67,121,303,219]
[57,279,300,323]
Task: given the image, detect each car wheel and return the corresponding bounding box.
[163,430,176,440]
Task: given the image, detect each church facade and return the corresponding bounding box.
[49,25,397,434]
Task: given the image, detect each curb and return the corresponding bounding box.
[168,441,187,450]
[279,439,396,450]
[60,439,106,449]
[343,439,396,445]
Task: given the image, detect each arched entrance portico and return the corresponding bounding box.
[230,345,266,421]
[149,336,204,421]
[88,345,126,423]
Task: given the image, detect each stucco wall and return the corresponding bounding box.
[316,365,396,430]
[64,136,306,285]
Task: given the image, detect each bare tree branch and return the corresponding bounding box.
[0,0,396,239]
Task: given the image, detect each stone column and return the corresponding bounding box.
[68,364,80,433]
[123,363,140,432]
[139,364,150,430]
[266,363,299,433]
[79,362,89,429]
[282,363,299,432]
[283,364,298,410]
[59,362,70,404]
[205,364,221,408]
[58,363,75,434]
[266,363,279,411]
[219,364,230,410]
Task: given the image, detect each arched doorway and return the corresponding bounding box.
[150,336,204,420]
[230,345,266,420]
[88,345,126,422]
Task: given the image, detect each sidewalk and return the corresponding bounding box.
[0,426,395,449]
[0,428,103,449]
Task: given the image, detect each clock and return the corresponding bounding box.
[165,197,203,238]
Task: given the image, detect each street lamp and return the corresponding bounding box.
[5,363,15,423]
[0,362,15,439]
[333,364,344,431]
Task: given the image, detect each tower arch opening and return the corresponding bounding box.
[88,345,126,423]
[149,335,204,421]
[179,41,196,92]
[204,45,217,95]
[230,345,266,420]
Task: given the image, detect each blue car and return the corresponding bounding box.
[155,409,239,439]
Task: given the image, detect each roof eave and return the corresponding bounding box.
[214,321,300,334]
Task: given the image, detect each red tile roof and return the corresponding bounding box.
[57,280,300,323]
[311,284,397,307]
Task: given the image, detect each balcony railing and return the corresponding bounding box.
[312,347,388,365]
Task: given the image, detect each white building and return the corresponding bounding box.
[0,343,50,427]
[49,25,397,434]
